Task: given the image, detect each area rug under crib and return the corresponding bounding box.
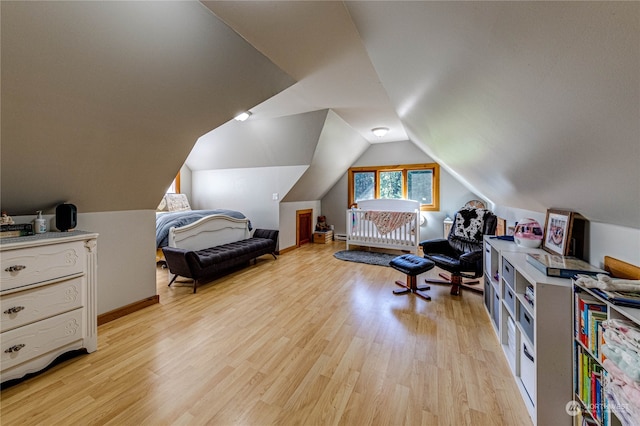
[333,250,400,267]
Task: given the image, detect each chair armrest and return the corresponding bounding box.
[458,250,483,274]
[419,238,450,253]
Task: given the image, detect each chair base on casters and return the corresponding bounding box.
[425,273,482,296]
[390,255,435,301]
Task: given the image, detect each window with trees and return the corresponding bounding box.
[348,163,440,211]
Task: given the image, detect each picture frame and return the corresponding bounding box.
[496,217,507,236]
[542,209,575,256]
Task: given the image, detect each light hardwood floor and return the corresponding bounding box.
[1,241,532,425]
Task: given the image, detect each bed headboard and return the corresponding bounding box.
[356,199,420,212]
[169,215,250,251]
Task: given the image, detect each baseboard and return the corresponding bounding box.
[97,295,160,326]
[278,245,297,254]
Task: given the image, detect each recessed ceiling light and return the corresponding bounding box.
[371,127,389,137]
[234,111,252,122]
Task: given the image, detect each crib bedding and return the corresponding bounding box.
[156,209,251,248]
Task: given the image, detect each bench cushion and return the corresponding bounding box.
[188,238,275,269]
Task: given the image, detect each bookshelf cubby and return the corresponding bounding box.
[483,236,574,425]
[572,271,640,426]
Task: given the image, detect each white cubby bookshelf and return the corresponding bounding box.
[483,236,574,425]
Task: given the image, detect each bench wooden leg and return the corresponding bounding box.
[168,275,178,287]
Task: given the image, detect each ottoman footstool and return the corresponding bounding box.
[390,254,436,301]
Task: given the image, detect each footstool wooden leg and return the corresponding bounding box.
[389,254,435,300]
[415,289,432,301]
[394,278,411,295]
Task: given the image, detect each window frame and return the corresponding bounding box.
[348,163,440,211]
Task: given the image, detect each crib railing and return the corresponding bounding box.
[346,209,419,254]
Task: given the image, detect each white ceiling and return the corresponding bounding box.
[2,1,637,230]
[200,1,639,229]
[200,1,407,143]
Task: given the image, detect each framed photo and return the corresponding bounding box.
[496,217,507,236]
[542,209,575,256]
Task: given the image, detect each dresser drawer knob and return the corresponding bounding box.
[5,265,26,272]
[3,306,25,315]
[4,344,26,353]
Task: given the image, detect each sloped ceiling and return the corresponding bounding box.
[1,1,294,214]
[186,110,328,170]
[205,1,639,229]
[201,0,407,143]
[283,110,370,202]
[346,1,639,228]
[2,1,638,230]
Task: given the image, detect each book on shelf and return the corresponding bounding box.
[575,346,607,425]
[524,285,535,307]
[526,253,607,278]
[575,290,607,349]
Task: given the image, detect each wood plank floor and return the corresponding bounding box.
[1,241,532,425]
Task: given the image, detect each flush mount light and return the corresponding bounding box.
[234,111,252,122]
[371,127,389,137]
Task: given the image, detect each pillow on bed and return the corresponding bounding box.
[158,193,191,212]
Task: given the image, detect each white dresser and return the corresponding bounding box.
[0,231,98,384]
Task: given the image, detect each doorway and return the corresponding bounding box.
[296,209,313,247]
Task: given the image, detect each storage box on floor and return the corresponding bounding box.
[313,230,333,243]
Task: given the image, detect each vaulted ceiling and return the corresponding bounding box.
[2,1,638,230]
[199,1,639,228]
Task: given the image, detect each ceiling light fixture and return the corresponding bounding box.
[234,111,252,122]
[371,127,389,137]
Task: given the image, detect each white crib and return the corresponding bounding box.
[346,199,420,254]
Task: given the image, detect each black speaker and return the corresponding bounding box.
[56,204,77,232]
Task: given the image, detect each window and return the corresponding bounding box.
[166,172,181,194]
[348,163,440,211]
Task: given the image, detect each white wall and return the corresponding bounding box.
[179,164,193,204]
[589,222,640,268]
[279,201,322,250]
[191,165,307,231]
[13,210,157,315]
[78,211,156,314]
[322,141,480,241]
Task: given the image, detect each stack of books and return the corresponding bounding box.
[524,285,535,308]
[0,223,34,238]
[526,253,607,278]
[576,345,607,424]
[576,292,607,357]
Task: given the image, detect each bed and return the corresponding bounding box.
[346,199,420,254]
[155,194,252,262]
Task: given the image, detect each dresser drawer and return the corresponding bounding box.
[1,276,83,333]
[1,241,85,291]
[1,308,83,371]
